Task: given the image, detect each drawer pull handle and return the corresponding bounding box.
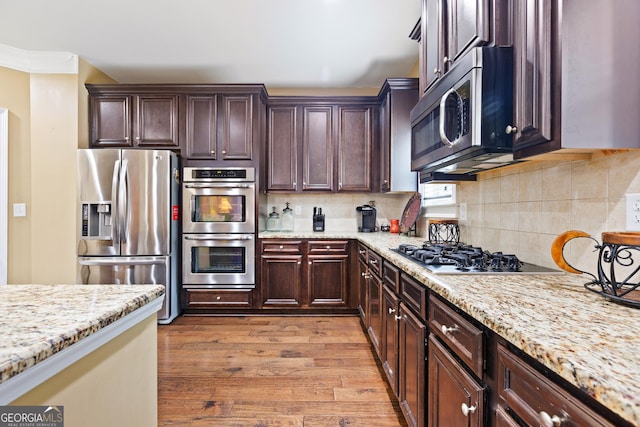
[539,411,564,427]
[388,308,395,314]
[461,403,477,417]
[369,259,378,265]
[216,296,221,301]
[361,272,371,279]
[359,250,365,255]
[326,245,331,249]
[441,324,459,335]
[279,245,284,249]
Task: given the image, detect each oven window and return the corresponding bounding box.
[191,246,246,274]
[193,195,246,223]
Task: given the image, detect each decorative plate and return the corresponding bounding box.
[400,192,422,234]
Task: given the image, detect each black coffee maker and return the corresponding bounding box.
[356,204,377,232]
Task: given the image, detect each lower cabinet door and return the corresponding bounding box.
[307,254,349,306]
[261,254,303,307]
[381,284,400,396]
[428,334,485,427]
[398,303,426,427]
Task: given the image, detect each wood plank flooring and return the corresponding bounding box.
[157,315,407,426]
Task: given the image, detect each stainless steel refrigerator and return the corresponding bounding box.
[77,149,180,324]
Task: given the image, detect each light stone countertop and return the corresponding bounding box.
[259,230,640,426]
[0,284,165,386]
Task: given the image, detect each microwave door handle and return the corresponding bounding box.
[111,160,121,244]
[439,88,457,148]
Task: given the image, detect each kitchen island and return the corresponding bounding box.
[0,284,164,427]
[260,231,640,426]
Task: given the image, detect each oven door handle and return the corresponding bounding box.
[183,183,253,189]
[184,234,254,241]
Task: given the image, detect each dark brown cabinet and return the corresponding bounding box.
[259,239,350,309]
[419,0,499,96]
[363,250,383,355]
[428,334,485,427]
[356,243,369,321]
[185,93,256,161]
[377,78,419,193]
[510,1,640,159]
[88,91,179,148]
[497,343,615,427]
[381,283,400,395]
[265,99,377,193]
[398,302,426,427]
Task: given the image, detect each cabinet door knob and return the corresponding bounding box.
[135,136,140,141]
[539,411,564,427]
[308,261,312,265]
[325,245,331,249]
[358,250,365,255]
[433,67,441,76]
[297,261,301,265]
[461,403,477,417]
[505,125,518,134]
[441,324,459,334]
[216,296,221,300]
[222,150,226,154]
[369,259,378,265]
[443,56,452,64]
[211,150,216,155]
[395,315,402,321]
[124,136,130,141]
[388,308,395,314]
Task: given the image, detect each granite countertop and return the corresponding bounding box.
[259,231,640,426]
[0,284,165,386]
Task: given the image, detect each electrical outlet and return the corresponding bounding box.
[13,203,26,217]
[626,193,640,231]
[458,203,467,221]
[294,205,301,215]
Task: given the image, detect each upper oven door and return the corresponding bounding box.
[182,182,255,234]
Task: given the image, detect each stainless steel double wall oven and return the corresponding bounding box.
[182,167,256,289]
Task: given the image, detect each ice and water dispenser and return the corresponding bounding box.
[81,202,112,239]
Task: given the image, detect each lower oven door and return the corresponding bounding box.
[182,234,255,287]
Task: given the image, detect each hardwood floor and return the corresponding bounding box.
[157,315,407,426]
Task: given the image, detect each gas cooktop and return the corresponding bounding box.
[391,243,561,275]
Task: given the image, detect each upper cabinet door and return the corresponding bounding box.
[220,94,254,160]
[135,95,180,147]
[302,106,334,191]
[267,106,298,191]
[449,0,490,62]
[510,0,554,152]
[337,106,373,192]
[424,0,445,94]
[185,95,218,159]
[90,95,133,147]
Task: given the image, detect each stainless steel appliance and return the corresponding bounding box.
[182,167,256,289]
[77,149,180,324]
[410,47,515,179]
[391,242,560,275]
[356,205,377,232]
[182,167,255,234]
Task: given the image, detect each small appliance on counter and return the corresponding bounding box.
[313,207,325,232]
[356,204,377,232]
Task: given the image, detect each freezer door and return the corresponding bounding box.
[78,256,173,322]
[77,149,121,257]
[120,150,177,256]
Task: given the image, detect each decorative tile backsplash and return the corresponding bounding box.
[265,192,418,233]
[456,150,640,272]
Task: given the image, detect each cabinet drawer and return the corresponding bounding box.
[261,240,303,254]
[497,344,615,427]
[383,261,401,295]
[308,240,349,254]
[400,274,427,321]
[367,250,383,277]
[183,288,253,308]
[429,295,483,377]
[357,242,368,261]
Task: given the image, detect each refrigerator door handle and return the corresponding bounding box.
[111,160,121,244]
[119,158,129,243]
[78,257,165,266]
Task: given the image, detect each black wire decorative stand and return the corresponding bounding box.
[427,219,460,244]
[583,241,640,309]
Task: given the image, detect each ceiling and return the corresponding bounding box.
[0,0,420,92]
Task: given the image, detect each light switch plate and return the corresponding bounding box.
[13,203,26,217]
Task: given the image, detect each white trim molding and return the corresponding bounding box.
[0,43,77,74]
[0,108,6,285]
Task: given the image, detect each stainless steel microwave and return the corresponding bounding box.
[410,47,514,179]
